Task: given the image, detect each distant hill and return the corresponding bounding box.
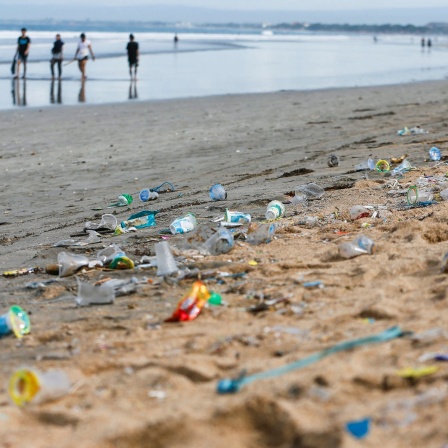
[2,4,448,26]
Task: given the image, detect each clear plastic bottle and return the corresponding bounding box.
[155,241,178,276]
[339,234,374,259]
[265,200,286,220]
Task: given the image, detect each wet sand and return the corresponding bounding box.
[1,81,448,447]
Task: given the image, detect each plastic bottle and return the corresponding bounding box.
[170,213,198,234]
[121,211,158,230]
[58,252,90,277]
[327,154,339,167]
[139,189,159,202]
[339,234,374,259]
[9,368,71,406]
[246,223,276,245]
[429,147,441,161]
[355,159,375,171]
[224,210,251,224]
[350,205,371,220]
[265,200,286,220]
[0,306,30,339]
[75,278,115,307]
[202,227,235,255]
[209,184,227,201]
[392,159,412,176]
[155,241,178,276]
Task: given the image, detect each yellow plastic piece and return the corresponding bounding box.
[396,366,439,379]
[375,160,390,172]
[248,260,258,266]
[9,369,41,406]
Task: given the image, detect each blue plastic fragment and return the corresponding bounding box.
[435,354,448,362]
[345,418,371,439]
[303,281,323,288]
[217,379,240,394]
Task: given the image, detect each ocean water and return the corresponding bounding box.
[0,30,447,110]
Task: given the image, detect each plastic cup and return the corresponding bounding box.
[0,306,30,339]
[209,184,227,201]
[170,213,198,235]
[407,186,433,205]
[139,189,159,202]
[224,210,251,224]
[155,241,178,276]
[429,147,441,161]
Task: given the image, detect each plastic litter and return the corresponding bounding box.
[440,188,448,201]
[397,126,428,136]
[209,184,227,201]
[297,216,319,228]
[396,366,438,378]
[170,212,198,235]
[375,159,390,172]
[121,210,158,230]
[392,159,412,176]
[407,186,433,205]
[155,241,178,276]
[108,194,133,208]
[165,280,211,322]
[292,183,325,204]
[355,158,375,172]
[0,306,30,339]
[85,214,117,231]
[350,205,371,220]
[139,189,159,202]
[75,277,115,307]
[9,368,71,406]
[345,418,371,440]
[246,223,276,245]
[224,210,251,224]
[217,326,404,394]
[429,146,441,161]
[97,244,123,264]
[58,252,89,277]
[327,154,339,167]
[265,200,286,220]
[339,234,374,259]
[202,227,235,255]
[54,230,101,247]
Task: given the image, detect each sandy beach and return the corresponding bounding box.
[1,80,448,447]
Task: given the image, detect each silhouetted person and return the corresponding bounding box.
[373,36,378,43]
[16,28,31,79]
[50,34,64,79]
[174,34,179,47]
[421,37,426,48]
[50,80,62,104]
[74,33,95,80]
[126,34,139,80]
[427,38,432,49]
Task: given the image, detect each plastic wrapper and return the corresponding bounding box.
[155,241,178,276]
[75,278,115,307]
[121,210,158,230]
[165,280,211,322]
[9,368,71,406]
[58,252,89,277]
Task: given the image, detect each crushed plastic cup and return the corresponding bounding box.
[265,200,286,220]
[429,147,441,161]
[54,230,101,247]
[165,280,211,322]
[246,223,276,245]
[355,159,375,172]
[209,184,227,201]
[375,160,390,173]
[327,154,339,167]
[139,189,159,202]
[97,244,124,264]
[224,210,251,224]
[202,227,235,255]
[85,214,118,231]
[292,183,325,204]
[339,234,374,259]
[440,188,448,201]
[350,205,372,220]
[155,241,178,276]
[407,186,433,205]
[0,306,30,339]
[392,159,412,176]
[58,252,89,277]
[170,213,198,235]
[75,277,115,307]
[9,368,71,406]
[121,210,158,230]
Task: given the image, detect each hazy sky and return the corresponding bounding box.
[1,0,447,8]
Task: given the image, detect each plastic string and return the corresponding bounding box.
[217,326,405,394]
[151,181,175,193]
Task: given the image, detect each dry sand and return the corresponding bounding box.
[1,81,448,447]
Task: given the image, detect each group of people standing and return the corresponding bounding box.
[13,29,140,80]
